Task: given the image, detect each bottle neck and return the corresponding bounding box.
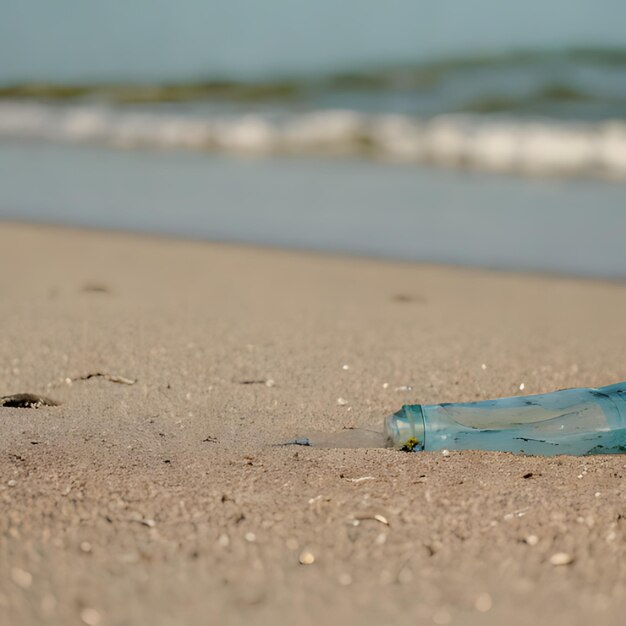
[385,405,425,451]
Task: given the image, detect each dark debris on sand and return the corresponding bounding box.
[0,393,60,408]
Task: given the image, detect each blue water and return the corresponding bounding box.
[1,141,625,278]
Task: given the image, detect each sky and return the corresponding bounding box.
[1,0,624,82]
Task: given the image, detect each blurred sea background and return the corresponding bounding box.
[1,0,625,277]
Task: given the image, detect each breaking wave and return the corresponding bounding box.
[1,101,625,180]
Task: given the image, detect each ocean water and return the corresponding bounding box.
[2,49,626,180]
[1,1,625,276]
[2,141,625,278]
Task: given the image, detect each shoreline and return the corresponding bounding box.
[2,136,626,282]
[5,217,626,286]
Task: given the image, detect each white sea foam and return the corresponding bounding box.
[1,101,625,179]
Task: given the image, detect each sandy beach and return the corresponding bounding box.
[1,221,625,626]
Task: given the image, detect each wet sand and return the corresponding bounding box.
[1,222,625,625]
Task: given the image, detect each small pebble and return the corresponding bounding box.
[298,550,315,565]
[337,398,348,406]
[481,363,487,370]
[595,492,601,498]
[41,593,57,614]
[475,592,493,612]
[382,383,389,389]
[265,379,275,387]
[519,383,525,391]
[244,532,257,542]
[375,532,387,545]
[80,608,102,626]
[80,541,92,553]
[217,533,230,548]
[441,449,450,457]
[550,552,574,566]
[342,365,349,370]
[525,534,539,546]
[347,476,375,483]
[11,567,32,589]
[7,480,17,487]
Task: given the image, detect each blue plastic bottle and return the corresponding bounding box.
[385,382,626,456]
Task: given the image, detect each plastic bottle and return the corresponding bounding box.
[385,382,626,456]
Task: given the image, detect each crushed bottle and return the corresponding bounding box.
[385,382,626,456]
